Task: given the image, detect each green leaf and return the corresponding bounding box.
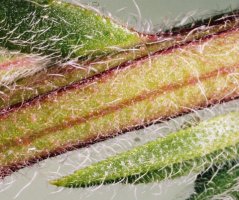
[50,112,239,187]
[188,160,239,199]
[0,0,143,59]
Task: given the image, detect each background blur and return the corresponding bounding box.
[78,0,239,32]
[1,0,239,200]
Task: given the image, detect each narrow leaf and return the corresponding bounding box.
[50,112,239,187]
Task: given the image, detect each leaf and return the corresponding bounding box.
[188,160,239,199]
[0,0,143,59]
[50,112,239,187]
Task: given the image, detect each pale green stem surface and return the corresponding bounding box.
[0,49,50,86]
[0,9,238,110]
[1,27,239,175]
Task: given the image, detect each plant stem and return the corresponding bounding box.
[0,7,239,176]
[0,8,239,110]
[1,10,239,177]
[0,49,49,86]
[50,112,239,187]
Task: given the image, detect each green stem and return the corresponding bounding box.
[0,49,49,86]
[1,23,239,177]
[50,112,239,187]
[0,8,238,110]
[1,10,239,177]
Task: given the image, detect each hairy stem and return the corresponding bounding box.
[1,9,239,178]
[0,9,238,109]
[0,49,50,86]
